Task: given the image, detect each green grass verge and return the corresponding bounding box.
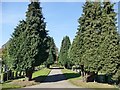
[1,68,51,90]
[32,68,51,82]
[61,69,81,80]
[1,83,21,90]
[50,63,64,68]
[32,68,49,78]
[62,69,119,90]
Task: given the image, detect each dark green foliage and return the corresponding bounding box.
[24,1,48,68]
[47,37,57,61]
[2,41,11,70]
[2,0,120,83]
[2,21,26,71]
[44,37,57,68]
[69,0,120,82]
[100,1,120,81]
[80,1,102,73]
[59,36,71,68]
[8,20,27,71]
[68,33,81,66]
[45,48,54,68]
[6,1,48,80]
[69,1,102,72]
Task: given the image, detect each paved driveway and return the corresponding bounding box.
[25,69,79,88]
[25,69,91,90]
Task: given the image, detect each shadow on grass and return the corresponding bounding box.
[32,73,80,83]
[95,74,119,84]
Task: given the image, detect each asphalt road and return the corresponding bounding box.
[25,69,80,88]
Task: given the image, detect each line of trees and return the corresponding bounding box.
[1,0,120,85]
[59,0,120,84]
[2,0,56,81]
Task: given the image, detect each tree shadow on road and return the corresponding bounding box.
[33,72,80,83]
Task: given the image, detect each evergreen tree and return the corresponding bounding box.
[69,1,102,81]
[69,2,93,78]
[81,1,102,74]
[47,37,57,61]
[68,32,81,66]
[100,1,120,82]
[59,36,71,68]
[71,0,120,82]
[8,1,48,80]
[44,36,57,68]
[23,1,48,80]
[7,20,26,71]
[2,41,12,70]
[45,48,54,68]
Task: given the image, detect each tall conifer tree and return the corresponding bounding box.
[8,20,26,71]
[59,36,71,68]
[45,36,57,68]
[8,1,48,80]
[100,1,120,82]
[82,1,102,74]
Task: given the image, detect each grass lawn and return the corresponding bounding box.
[1,83,21,90]
[62,68,81,80]
[1,68,51,90]
[32,68,51,82]
[62,69,119,90]
[50,63,64,68]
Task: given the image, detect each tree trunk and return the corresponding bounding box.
[47,64,50,68]
[23,71,25,77]
[81,72,84,82]
[65,64,67,69]
[9,70,12,80]
[19,71,22,77]
[94,72,98,82]
[81,65,85,82]
[11,71,14,79]
[15,71,18,79]
[25,68,33,81]
[85,71,95,82]
[3,72,7,81]
[84,71,88,82]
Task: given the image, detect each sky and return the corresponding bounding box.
[0,1,119,50]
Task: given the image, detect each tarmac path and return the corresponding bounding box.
[25,69,91,90]
[25,68,80,88]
